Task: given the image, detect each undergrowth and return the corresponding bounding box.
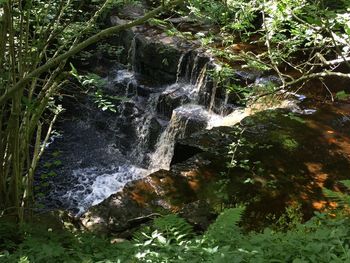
[1,204,350,262]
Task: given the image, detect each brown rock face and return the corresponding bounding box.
[82,102,350,233]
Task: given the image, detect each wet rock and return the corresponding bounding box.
[171,143,204,166]
[81,192,154,234]
[156,85,192,118]
[108,70,138,97]
[137,84,159,97]
[31,210,80,232]
[180,200,216,231]
[80,170,195,234]
[81,106,350,233]
[133,36,183,84]
[119,101,138,117]
[148,117,163,150]
[234,70,260,85]
[178,51,210,84]
[108,30,136,65]
[255,75,282,86]
[197,79,214,108]
[171,105,209,137]
[219,103,239,115]
[118,4,145,20]
[180,107,350,227]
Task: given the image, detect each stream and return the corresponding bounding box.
[36,49,253,216]
[35,33,350,223]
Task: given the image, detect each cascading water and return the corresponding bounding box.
[130,92,163,165]
[61,165,147,215]
[128,35,137,72]
[195,63,208,95]
[37,45,247,216]
[149,104,210,170]
[176,53,186,83]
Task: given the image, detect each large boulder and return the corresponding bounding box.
[133,36,183,84]
[82,103,350,233]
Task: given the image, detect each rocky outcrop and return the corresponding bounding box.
[47,4,350,235]
[132,36,182,84]
[81,104,350,233]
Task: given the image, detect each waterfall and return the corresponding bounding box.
[149,109,188,170]
[190,54,200,84]
[130,93,162,165]
[221,91,230,115]
[208,81,218,113]
[176,51,209,86]
[207,107,248,129]
[149,105,209,170]
[39,42,234,215]
[176,52,186,83]
[128,35,137,71]
[113,69,137,97]
[195,63,208,95]
[61,165,147,216]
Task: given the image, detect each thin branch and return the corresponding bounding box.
[251,71,350,103]
[0,0,185,105]
[286,71,350,87]
[261,1,286,87]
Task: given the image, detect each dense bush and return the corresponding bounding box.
[1,207,349,262]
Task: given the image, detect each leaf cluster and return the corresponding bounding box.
[2,204,350,262]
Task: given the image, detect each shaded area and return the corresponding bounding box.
[82,102,350,233]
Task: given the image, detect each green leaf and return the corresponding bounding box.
[335,90,350,100]
[48,171,57,177]
[43,162,52,168]
[157,235,167,244]
[53,160,62,166]
[205,207,245,242]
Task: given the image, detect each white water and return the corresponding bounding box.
[47,46,312,215]
[131,93,160,164]
[128,35,137,71]
[149,104,210,170]
[195,63,208,95]
[176,53,186,83]
[62,165,147,216]
[207,107,248,129]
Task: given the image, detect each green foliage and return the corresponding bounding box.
[92,89,117,113]
[2,203,350,262]
[269,203,303,231]
[279,135,299,151]
[324,180,350,209]
[132,214,197,262]
[335,90,350,101]
[187,0,257,33]
[205,207,244,242]
[210,64,254,104]
[134,214,193,245]
[183,0,350,101]
[70,63,128,113]
[153,214,193,240]
[285,112,306,124]
[76,43,124,63]
[1,0,171,221]
[0,220,134,263]
[70,64,107,88]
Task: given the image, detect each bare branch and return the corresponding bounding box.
[0,0,185,105]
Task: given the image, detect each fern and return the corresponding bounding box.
[133,214,193,245]
[153,214,193,241]
[205,207,245,243]
[340,180,350,189]
[3,207,350,262]
[324,180,350,208]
